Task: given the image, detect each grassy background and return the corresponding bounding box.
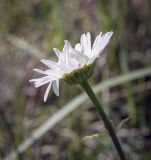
[0,0,151,159]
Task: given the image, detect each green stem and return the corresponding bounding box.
[80,80,126,160]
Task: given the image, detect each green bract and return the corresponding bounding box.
[63,63,95,84]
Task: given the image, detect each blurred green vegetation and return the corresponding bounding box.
[0,0,151,160]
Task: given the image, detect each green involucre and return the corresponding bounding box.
[63,63,95,85]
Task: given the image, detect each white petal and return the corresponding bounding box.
[29,76,49,83]
[86,32,91,51]
[41,59,68,74]
[87,55,98,64]
[98,32,113,50]
[92,32,102,50]
[68,58,79,70]
[52,80,59,96]
[33,69,46,75]
[33,69,60,78]
[33,69,53,76]
[75,43,82,52]
[64,40,72,48]
[80,33,87,53]
[62,43,71,65]
[80,33,92,57]
[35,79,52,88]
[40,59,58,69]
[45,70,62,77]
[31,76,54,88]
[59,46,67,64]
[92,31,113,56]
[78,58,86,68]
[69,48,89,61]
[65,45,69,65]
[29,79,37,82]
[53,48,61,57]
[44,81,52,102]
[34,77,56,88]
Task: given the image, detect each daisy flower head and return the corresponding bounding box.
[29,31,113,102]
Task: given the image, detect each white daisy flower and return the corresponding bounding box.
[29,31,113,102]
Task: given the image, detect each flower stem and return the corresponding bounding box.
[80,80,126,160]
